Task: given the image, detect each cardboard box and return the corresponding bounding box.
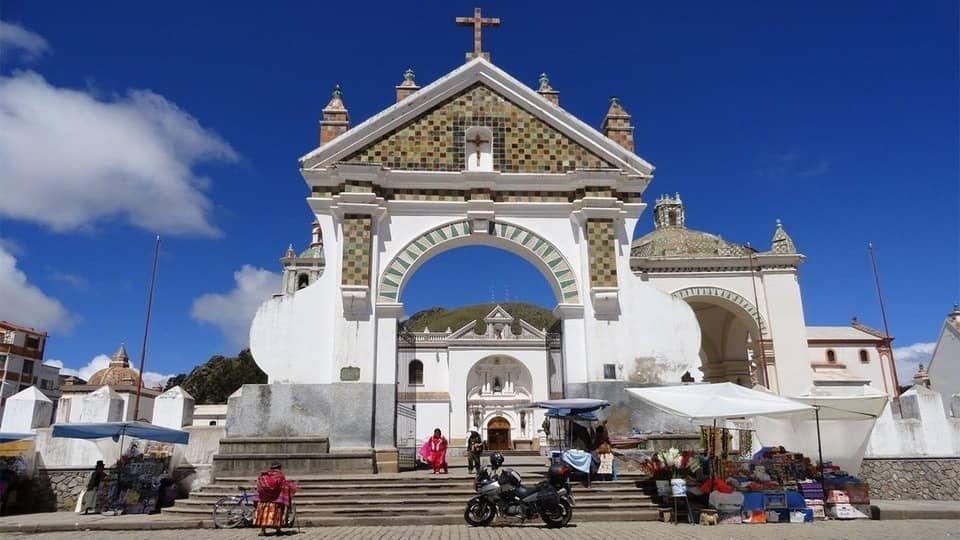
[826,490,850,504]
[826,503,869,520]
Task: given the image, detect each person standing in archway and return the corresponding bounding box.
[467,428,484,474]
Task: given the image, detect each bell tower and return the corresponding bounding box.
[653,193,685,229]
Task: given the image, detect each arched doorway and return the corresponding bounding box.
[672,287,768,387]
[487,416,511,451]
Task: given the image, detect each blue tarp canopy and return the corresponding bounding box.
[536,398,610,414]
[52,421,189,445]
[545,408,600,420]
[0,432,35,443]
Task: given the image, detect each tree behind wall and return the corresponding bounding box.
[164,349,266,404]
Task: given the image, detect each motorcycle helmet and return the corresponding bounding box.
[490,452,505,467]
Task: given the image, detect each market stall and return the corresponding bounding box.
[627,383,883,524]
[52,422,189,514]
[536,399,610,485]
[0,433,35,515]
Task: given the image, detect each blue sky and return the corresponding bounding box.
[0,1,956,383]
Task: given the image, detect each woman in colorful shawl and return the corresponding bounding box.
[253,461,297,536]
[427,428,449,474]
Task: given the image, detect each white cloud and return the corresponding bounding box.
[191,265,280,349]
[894,341,936,382]
[0,21,50,61]
[50,353,174,388]
[47,269,89,290]
[0,243,75,332]
[0,71,237,236]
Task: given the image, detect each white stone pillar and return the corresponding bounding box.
[153,386,195,429]
[80,386,124,422]
[0,386,53,432]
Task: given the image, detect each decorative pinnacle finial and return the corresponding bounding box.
[539,73,550,89]
[610,96,620,105]
[404,69,415,83]
[776,218,783,228]
[332,85,342,99]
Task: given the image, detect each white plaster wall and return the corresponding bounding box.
[866,388,960,457]
[398,348,449,393]
[251,214,340,384]
[808,343,889,392]
[414,402,450,445]
[929,324,960,416]
[760,270,813,394]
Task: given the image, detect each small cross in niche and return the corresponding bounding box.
[469,132,488,162]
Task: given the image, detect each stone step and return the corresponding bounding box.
[195,482,643,494]
[209,474,643,485]
[161,508,660,526]
[168,498,656,513]
[174,492,655,505]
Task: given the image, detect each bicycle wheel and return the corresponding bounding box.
[283,501,297,528]
[212,496,247,529]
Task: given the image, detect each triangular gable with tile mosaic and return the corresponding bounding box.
[343,83,617,174]
[301,58,653,178]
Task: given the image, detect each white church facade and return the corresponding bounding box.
[244,30,907,465]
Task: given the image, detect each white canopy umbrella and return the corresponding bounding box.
[753,387,888,474]
[626,382,815,424]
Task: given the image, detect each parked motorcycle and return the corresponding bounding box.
[464,457,574,528]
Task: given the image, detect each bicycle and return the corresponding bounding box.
[212,486,299,531]
[212,486,255,529]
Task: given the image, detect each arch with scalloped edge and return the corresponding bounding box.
[671,286,768,335]
[378,220,580,305]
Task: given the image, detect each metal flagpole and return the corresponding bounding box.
[868,243,903,414]
[134,236,161,421]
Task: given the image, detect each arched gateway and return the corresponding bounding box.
[244,36,811,474]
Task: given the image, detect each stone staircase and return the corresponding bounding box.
[164,455,659,526]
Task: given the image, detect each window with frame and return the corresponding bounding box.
[22,359,34,374]
[408,360,424,386]
[859,350,869,363]
[0,354,6,370]
[24,336,40,349]
[603,363,617,380]
[825,350,836,363]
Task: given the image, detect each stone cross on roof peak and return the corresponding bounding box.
[456,7,500,61]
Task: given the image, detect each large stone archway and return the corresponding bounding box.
[377,219,580,305]
[671,286,772,386]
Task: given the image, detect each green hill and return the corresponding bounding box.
[164,349,266,404]
[401,302,558,335]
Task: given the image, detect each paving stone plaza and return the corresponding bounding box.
[6,521,960,540]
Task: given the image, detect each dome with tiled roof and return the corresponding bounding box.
[631,194,751,258]
[87,344,141,387]
[298,245,325,261]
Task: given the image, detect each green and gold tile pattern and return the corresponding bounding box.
[587,219,618,288]
[344,84,616,173]
[341,214,372,287]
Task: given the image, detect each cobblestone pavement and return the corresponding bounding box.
[7,520,959,540]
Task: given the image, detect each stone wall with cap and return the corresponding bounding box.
[860,457,960,500]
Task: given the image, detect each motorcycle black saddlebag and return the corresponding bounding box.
[522,481,559,504]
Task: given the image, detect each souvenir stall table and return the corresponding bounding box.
[52,421,189,515]
[537,399,610,486]
[627,383,886,525]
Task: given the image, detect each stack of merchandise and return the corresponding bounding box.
[797,480,825,520]
[813,461,871,519]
